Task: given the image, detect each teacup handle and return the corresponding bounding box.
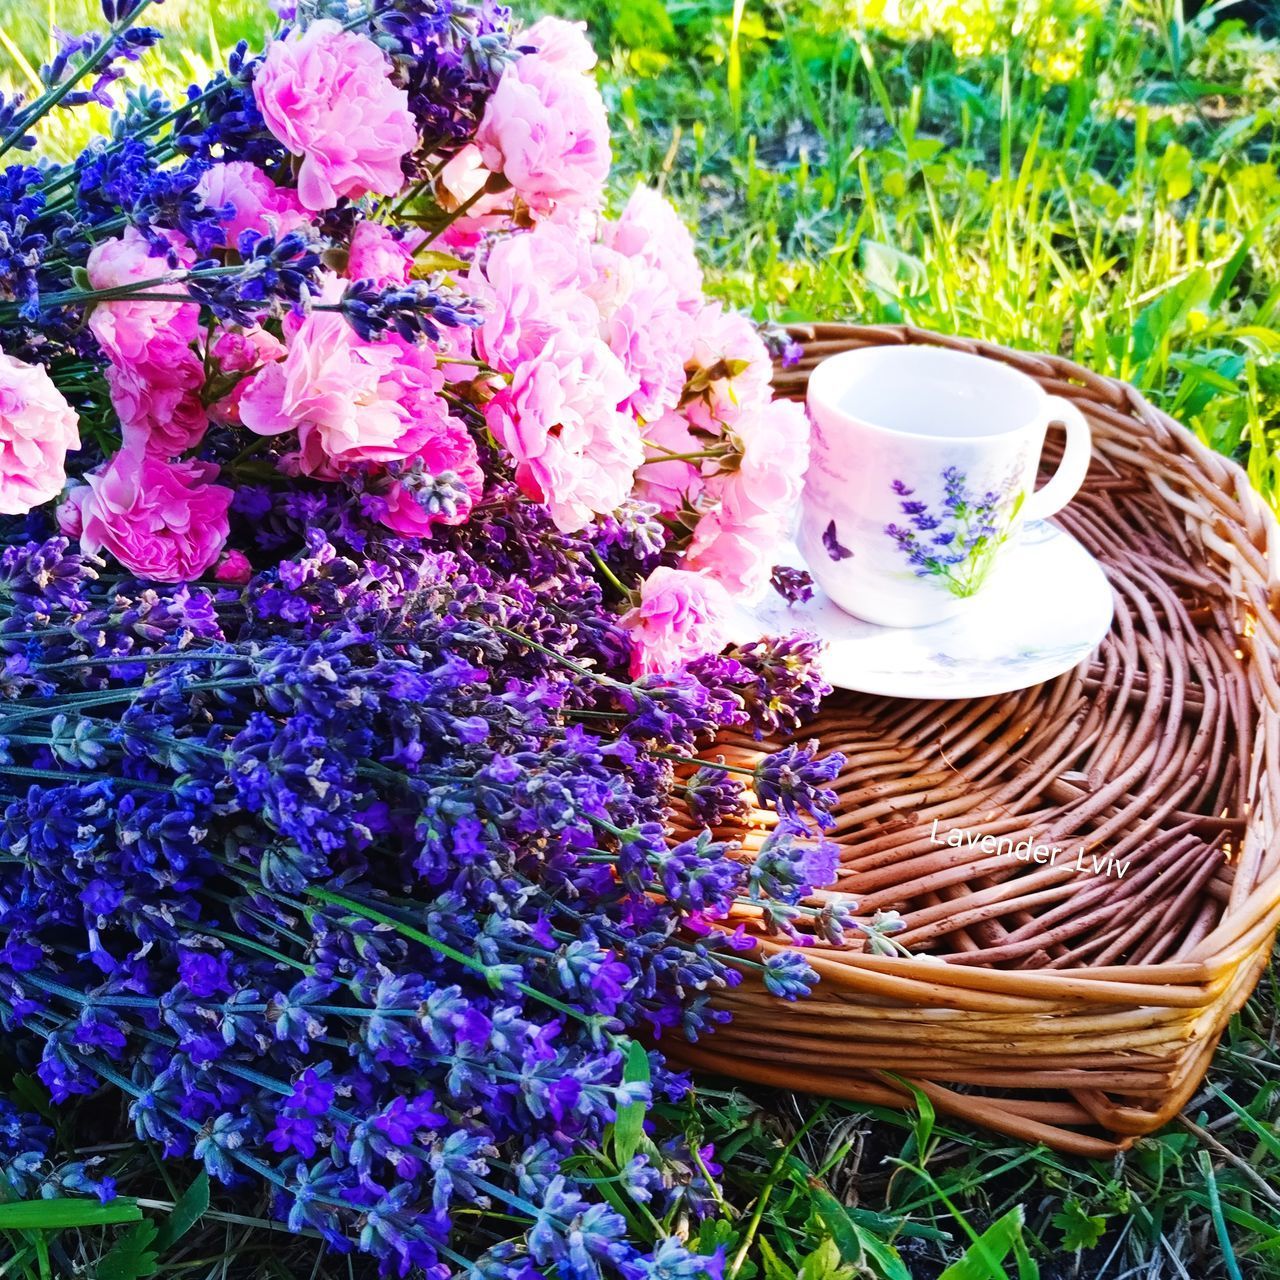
[1023,396,1092,521]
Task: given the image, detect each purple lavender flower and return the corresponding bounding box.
[770,564,815,605]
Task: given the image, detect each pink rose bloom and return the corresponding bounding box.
[435,145,509,251]
[87,227,198,362]
[633,410,701,514]
[486,331,642,532]
[195,161,310,249]
[56,483,89,538]
[252,20,418,211]
[683,302,773,434]
[603,186,704,315]
[476,27,610,219]
[621,566,732,677]
[592,247,691,420]
[520,17,598,72]
[79,450,233,582]
[472,221,597,373]
[209,326,288,426]
[735,397,809,512]
[345,220,413,287]
[239,312,453,477]
[106,344,208,457]
[0,352,81,515]
[685,401,809,599]
[377,421,485,537]
[214,549,254,584]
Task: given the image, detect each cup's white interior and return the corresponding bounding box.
[808,345,1044,440]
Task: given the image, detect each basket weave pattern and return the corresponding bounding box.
[669,324,1280,1156]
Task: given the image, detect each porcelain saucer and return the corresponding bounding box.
[734,519,1115,699]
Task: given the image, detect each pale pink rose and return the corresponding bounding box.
[214,549,254,584]
[0,352,81,515]
[196,161,310,249]
[377,421,484,537]
[345,220,413,287]
[734,398,809,513]
[471,221,597,373]
[485,331,642,532]
[621,566,732,677]
[591,247,691,420]
[87,227,198,363]
[683,302,773,433]
[683,401,809,600]
[79,450,233,582]
[436,145,509,251]
[252,20,418,211]
[603,186,704,316]
[520,17,598,72]
[56,483,89,538]
[633,410,701,514]
[239,313,452,476]
[475,34,610,219]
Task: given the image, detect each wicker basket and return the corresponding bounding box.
[668,323,1280,1157]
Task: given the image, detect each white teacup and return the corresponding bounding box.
[800,345,1092,628]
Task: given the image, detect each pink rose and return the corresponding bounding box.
[87,227,198,362]
[684,402,809,599]
[485,331,642,532]
[106,346,208,457]
[0,352,81,515]
[476,24,610,219]
[88,228,207,455]
[520,17,598,72]
[56,483,89,538]
[195,161,310,248]
[621,566,732,677]
[592,247,691,420]
[633,410,701,515]
[377,421,485,537]
[435,145,508,251]
[209,326,288,426]
[214,549,254,584]
[683,302,773,434]
[252,20,418,211]
[239,311,454,477]
[471,221,597,373]
[345,220,413,287]
[603,186,704,316]
[79,450,233,582]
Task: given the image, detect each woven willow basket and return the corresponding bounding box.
[668,323,1280,1156]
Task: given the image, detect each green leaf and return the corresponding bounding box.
[797,1238,856,1280]
[938,1206,1027,1280]
[756,1235,796,1280]
[611,1040,650,1168]
[860,240,930,322]
[152,1172,209,1252]
[96,1220,160,1280]
[1158,142,1195,200]
[0,1199,142,1230]
[809,1185,911,1280]
[1051,1199,1107,1252]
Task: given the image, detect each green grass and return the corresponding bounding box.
[4,1,1280,1277]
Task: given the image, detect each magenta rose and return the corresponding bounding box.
[345,220,414,288]
[252,20,418,211]
[621,566,733,677]
[79,449,233,582]
[0,352,81,515]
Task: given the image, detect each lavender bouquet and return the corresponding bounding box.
[0,0,855,1274]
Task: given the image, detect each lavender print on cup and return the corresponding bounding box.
[801,345,1092,628]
